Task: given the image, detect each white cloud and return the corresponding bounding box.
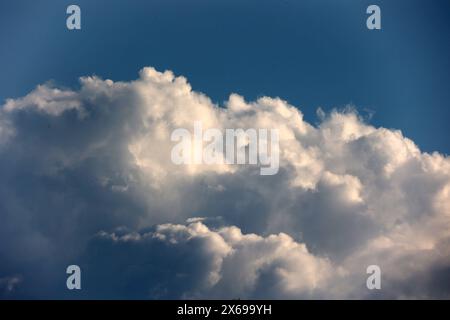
[0,67,449,298]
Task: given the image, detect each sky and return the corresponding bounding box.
[0,0,450,299]
[1,0,450,153]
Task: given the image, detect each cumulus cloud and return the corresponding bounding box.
[81,221,331,299]
[0,67,449,298]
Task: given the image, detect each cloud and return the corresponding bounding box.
[80,221,331,299]
[0,67,449,298]
[0,275,22,296]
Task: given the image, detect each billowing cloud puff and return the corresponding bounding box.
[0,67,449,299]
[82,221,331,299]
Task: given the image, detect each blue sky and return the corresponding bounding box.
[1,0,449,153]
